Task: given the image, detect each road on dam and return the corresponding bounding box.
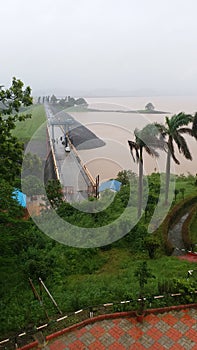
[45,104,94,202]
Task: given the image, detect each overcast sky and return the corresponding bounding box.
[1,0,197,96]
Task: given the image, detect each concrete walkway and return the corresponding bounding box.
[37,308,197,349]
[44,104,92,202]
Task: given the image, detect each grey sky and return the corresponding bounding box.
[1,0,197,95]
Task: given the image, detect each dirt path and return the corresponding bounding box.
[168,211,197,262]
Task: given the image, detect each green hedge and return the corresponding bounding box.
[182,205,197,250]
[160,195,197,255]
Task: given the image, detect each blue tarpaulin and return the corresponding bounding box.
[99,179,122,193]
[12,189,27,208]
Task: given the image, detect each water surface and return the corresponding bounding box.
[70,96,197,181]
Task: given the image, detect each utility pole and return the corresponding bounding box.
[29,278,50,321]
[95,175,99,199]
[39,278,62,315]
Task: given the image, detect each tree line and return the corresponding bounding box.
[37,94,88,108]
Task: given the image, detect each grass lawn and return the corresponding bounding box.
[12,104,46,142]
[1,223,197,337]
[48,247,197,313]
[175,178,197,198]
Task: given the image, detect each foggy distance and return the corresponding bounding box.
[1,0,197,96]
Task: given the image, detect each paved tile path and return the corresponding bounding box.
[39,309,197,349]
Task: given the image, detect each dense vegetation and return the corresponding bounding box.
[1,80,197,341]
[0,78,32,183]
[1,172,197,338]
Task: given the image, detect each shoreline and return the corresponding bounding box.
[86,108,169,114]
[49,105,106,151]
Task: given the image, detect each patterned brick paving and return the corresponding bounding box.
[40,309,197,349]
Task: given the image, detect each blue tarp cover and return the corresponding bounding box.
[99,179,122,192]
[12,189,27,208]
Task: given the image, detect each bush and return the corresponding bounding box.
[182,205,197,250]
[160,195,197,255]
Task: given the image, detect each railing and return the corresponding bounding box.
[46,125,60,182]
[1,290,197,349]
[66,135,98,197]
[67,135,96,188]
[44,104,97,196]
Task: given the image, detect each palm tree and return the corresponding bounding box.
[192,112,197,139]
[128,124,163,218]
[155,112,194,205]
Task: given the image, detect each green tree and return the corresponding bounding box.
[50,94,57,104]
[144,235,160,259]
[116,170,137,186]
[44,179,64,210]
[128,124,163,217]
[179,187,185,199]
[22,152,42,177]
[65,97,75,108]
[134,261,155,313]
[155,113,194,204]
[59,98,66,107]
[0,179,24,221]
[145,102,155,111]
[0,77,32,183]
[75,98,88,106]
[22,175,44,197]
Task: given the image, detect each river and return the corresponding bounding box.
[69,96,197,182]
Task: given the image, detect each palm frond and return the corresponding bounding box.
[154,122,168,138]
[134,128,145,147]
[173,130,182,151]
[174,133,192,160]
[128,140,140,162]
[178,127,193,136]
[144,145,159,157]
[172,112,193,130]
[192,112,197,139]
[166,116,171,129]
[139,127,166,154]
[129,123,168,165]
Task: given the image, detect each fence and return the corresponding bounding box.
[67,136,97,195]
[46,126,60,182]
[1,290,197,349]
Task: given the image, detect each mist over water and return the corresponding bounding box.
[70,96,197,181]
